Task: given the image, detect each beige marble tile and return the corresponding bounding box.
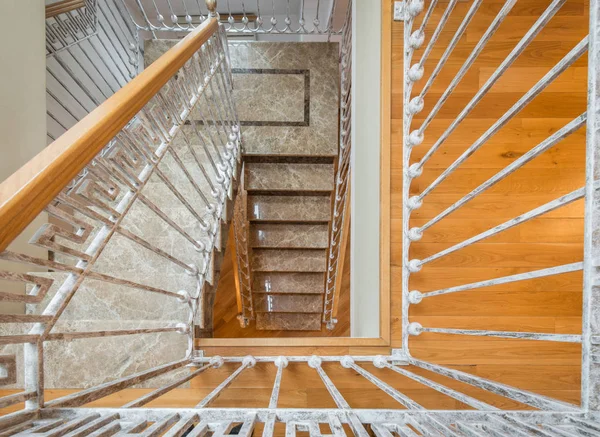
[254,294,323,313]
[255,312,322,331]
[252,249,327,272]
[250,223,328,248]
[146,40,339,156]
[228,42,339,156]
[252,272,325,294]
[247,195,331,222]
[234,72,306,123]
[245,163,334,192]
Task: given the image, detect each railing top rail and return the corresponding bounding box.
[0,17,218,253]
[45,0,86,19]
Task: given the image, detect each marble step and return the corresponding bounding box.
[248,195,331,223]
[250,223,328,249]
[253,272,325,294]
[255,312,322,331]
[254,293,323,313]
[245,163,334,193]
[252,249,327,272]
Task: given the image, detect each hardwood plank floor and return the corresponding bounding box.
[199,0,588,409]
[395,0,588,407]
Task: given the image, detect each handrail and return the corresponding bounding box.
[0,17,218,252]
[45,0,86,19]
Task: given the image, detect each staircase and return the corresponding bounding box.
[233,41,340,331]
[248,187,333,331]
[147,40,341,332]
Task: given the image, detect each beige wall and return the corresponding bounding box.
[0,0,47,314]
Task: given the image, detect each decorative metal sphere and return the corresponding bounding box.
[205,0,217,13]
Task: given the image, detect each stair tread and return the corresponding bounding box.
[248,195,331,222]
[250,223,329,249]
[245,163,334,192]
[253,272,325,294]
[252,249,327,272]
[254,293,323,313]
[255,312,322,331]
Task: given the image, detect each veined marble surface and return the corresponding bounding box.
[252,272,325,294]
[0,121,223,388]
[247,195,331,222]
[145,40,340,156]
[254,293,323,313]
[252,249,327,272]
[250,223,329,248]
[256,312,322,331]
[245,163,334,191]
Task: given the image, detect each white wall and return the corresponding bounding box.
[0,0,47,314]
[0,1,46,180]
[350,0,381,337]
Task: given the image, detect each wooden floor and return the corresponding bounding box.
[0,0,589,416]
[401,0,587,406]
[200,0,588,408]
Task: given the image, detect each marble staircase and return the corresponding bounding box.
[144,40,340,332]
[233,42,339,331]
[247,191,333,331]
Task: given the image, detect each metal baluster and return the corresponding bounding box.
[195,356,256,407]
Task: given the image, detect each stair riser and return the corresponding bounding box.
[245,163,334,192]
[252,249,327,272]
[252,272,325,294]
[255,312,322,331]
[254,294,323,313]
[250,224,328,249]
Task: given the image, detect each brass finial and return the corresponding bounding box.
[205,0,217,17]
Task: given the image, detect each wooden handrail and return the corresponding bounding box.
[332,183,351,319]
[0,18,219,253]
[46,0,86,19]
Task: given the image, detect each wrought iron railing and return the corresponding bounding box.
[231,177,254,327]
[400,0,599,430]
[46,0,140,142]
[323,2,352,330]
[0,13,245,428]
[2,0,600,435]
[115,0,350,36]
